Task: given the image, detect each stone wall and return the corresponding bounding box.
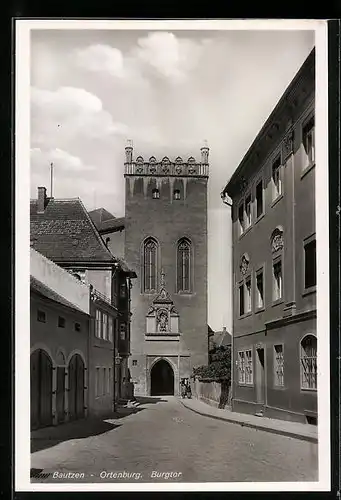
[192,378,232,409]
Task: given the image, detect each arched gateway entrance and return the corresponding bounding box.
[150,359,174,396]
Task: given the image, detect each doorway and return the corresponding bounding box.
[30,349,53,430]
[150,359,174,396]
[68,354,85,421]
[255,347,266,404]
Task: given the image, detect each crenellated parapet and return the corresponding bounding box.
[124,143,209,178]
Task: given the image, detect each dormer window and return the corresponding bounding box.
[152,189,160,199]
[174,189,181,200]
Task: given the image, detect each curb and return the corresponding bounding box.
[180,400,318,444]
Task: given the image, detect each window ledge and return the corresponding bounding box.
[238,383,254,388]
[145,334,180,341]
[272,298,284,307]
[271,193,283,208]
[255,307,265,314]
[302,286,316,297]
[300,387,317,393]
[301,162,315,180]
[238,224,252,240]
[238,311,252,319]
[254,213,265,225]
[273,385,286,390]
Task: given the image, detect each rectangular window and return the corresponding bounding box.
[245,350,253,384]
[132,360,137,366]
[107,367,111,394]
[301,337,317,390]
[274,344,284,387]
[108,316,113,342]
[256,269,264,309]
[95,367,100,397]
[273,259,283,301]
[37,310,46,323]
[75,322,81,332]
[102,313,108,340]
[302,116,315,168]
[244,277,252,313]
[272,156,282,200]
[120,322,126,340]
[58,316,66,328]
[245,194,252,229]
[95,309,101,338]
[304,239,316,289]
[239,283,244,316]
[102,368,106,396]
[238,204,245,235]
[238,351,245,384]
[256,180,264,219]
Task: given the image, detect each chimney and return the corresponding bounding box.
[125,139,133,164]
[37,186,47,213]
[200,140,209,164]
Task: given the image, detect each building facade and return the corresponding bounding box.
[30,189,135,414]
[123,144,209,396]
[222,49,317,424]
[30,248,90,429]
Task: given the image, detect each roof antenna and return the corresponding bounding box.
[50,162,54,198]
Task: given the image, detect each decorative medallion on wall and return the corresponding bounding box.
[162,165,170,174]
[145,269,180,336]
[175,166,183,174]
[271,227,284,253]
[149,165,157,174]
[240,254,250,276]
[188,166,196,174]
[282,128,294,160]
[136,166,144,173]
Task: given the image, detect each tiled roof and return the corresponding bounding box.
[30,198,115,264]
[88,208,125,233]
[30,276,88,315]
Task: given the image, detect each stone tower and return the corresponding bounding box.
[124,142,209,396]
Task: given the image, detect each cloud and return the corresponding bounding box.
[30,147,96,173]
[31,86,128,146]
[133,32,206,83]
[72,33,211,86]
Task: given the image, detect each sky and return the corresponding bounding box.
[29,27,315,331]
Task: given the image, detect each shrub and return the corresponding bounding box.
[193,346,231,383]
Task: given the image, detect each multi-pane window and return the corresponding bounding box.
[120,322,126,340]
[304,239,316,289]
[143,238,158,293]
[274,344,284,387]
[239,283,244,316]
[152,188,160,199]
[102,313,108,340]
[238,203,245,236]
[177,238,191,292]
[95,367,100,397]
[245,277,252,313]
[238,349,253,385]
[273,259,283,301]
[174,189,181,200]
[300,335,317,390]
[303,116,315,168]
[256,269,264,309]
[132,360,137,366]
[108,316,113,342]
[102,368,106,396]
[239,278,252,316]
[256,180,264,219]
[95,309,101,338]
[272,156,282,200]
[108,367,112,394]
[245,194,252,229]
[37,310,46,323]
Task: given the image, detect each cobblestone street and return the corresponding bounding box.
[31,396,318,484]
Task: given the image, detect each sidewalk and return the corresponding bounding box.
[180,398,318,443]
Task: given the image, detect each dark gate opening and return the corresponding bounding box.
[68,354,85,421]
[30,349,53,430]
[150,359,174,396]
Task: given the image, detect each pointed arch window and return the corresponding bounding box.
[177,238,191,293]
[143,238,158,293]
